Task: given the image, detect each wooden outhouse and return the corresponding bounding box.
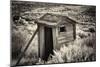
[35,13,76,61]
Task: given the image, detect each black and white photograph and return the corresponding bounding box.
[11,0,96,66]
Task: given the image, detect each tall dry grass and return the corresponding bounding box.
[46,34,96,64]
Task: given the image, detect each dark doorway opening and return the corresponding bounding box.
[43,27,54,61]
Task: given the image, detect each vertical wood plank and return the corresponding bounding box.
[56,27,59,38]
[52,27,57,50]
[38,25,45,59]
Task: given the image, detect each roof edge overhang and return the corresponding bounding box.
[35,19,58,27]
[35,13,77,27]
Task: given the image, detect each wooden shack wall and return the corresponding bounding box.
[58,22,74,40]
[65,23,73,39]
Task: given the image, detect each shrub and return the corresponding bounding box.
[89,27,95,33]
[46,35,95,63]
[82,33,96,48]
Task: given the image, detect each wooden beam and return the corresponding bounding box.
[52,27,57,50]
[38,25,45,59]
[36,20,57,26]
[15,27,39,66]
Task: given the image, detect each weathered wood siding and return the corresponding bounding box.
[57,22,74,46]
[38,25,45,59]
[38,25,54,61]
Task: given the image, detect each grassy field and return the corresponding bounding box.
[11,1,96,66]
